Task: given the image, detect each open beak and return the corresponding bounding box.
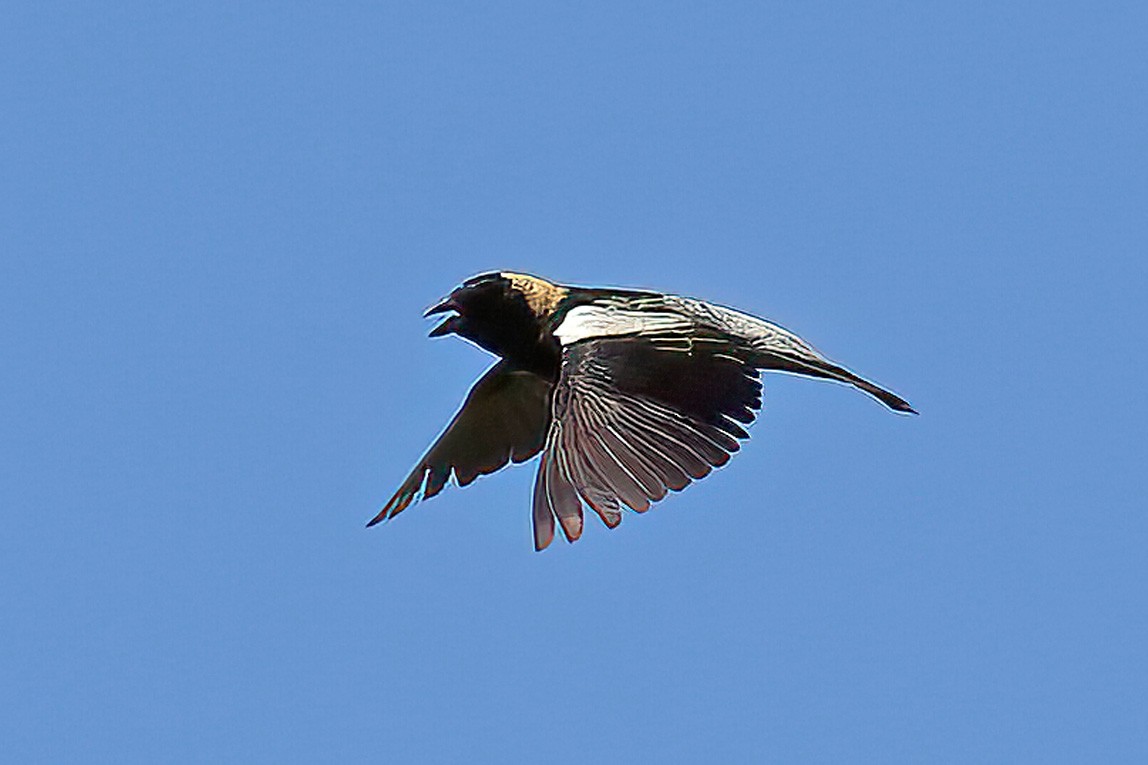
[424,297,459,337]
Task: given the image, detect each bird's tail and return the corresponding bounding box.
[669,296,914,414]
[740,317,915,414]
[751,348,915,414]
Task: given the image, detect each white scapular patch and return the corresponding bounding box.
[553,304,693,346]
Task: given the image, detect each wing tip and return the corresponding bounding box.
[367,486,419,528]
[366,502,399,528]
[558,515,584,544]
[534,526,555,551]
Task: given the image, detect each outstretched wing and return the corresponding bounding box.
[531,333,762,550]
[370,361,552,526]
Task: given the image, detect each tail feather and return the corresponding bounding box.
[753,351,916,414]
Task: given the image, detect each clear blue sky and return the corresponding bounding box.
[2,2,1145,762]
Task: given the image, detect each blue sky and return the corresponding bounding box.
[2,2,1145,762]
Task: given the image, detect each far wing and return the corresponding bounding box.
[370,361,552,526]
[531,335,762,550]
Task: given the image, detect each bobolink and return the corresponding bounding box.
[371,272,914,550]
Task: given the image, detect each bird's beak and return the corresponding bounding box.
[423,298,456,318]
[428,316,458,337]
[425,296,459,337]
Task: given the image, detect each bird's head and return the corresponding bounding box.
[424,272,567,365]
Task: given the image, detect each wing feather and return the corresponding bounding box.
[531,335,762,548]
[371,361,551,526]
[531,441,583,549]
[561,435,623,528]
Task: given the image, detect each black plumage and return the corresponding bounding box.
[371,272,914,550]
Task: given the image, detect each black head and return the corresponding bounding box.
[424,272,565,373]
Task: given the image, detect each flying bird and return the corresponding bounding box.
[371,272,914,550]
